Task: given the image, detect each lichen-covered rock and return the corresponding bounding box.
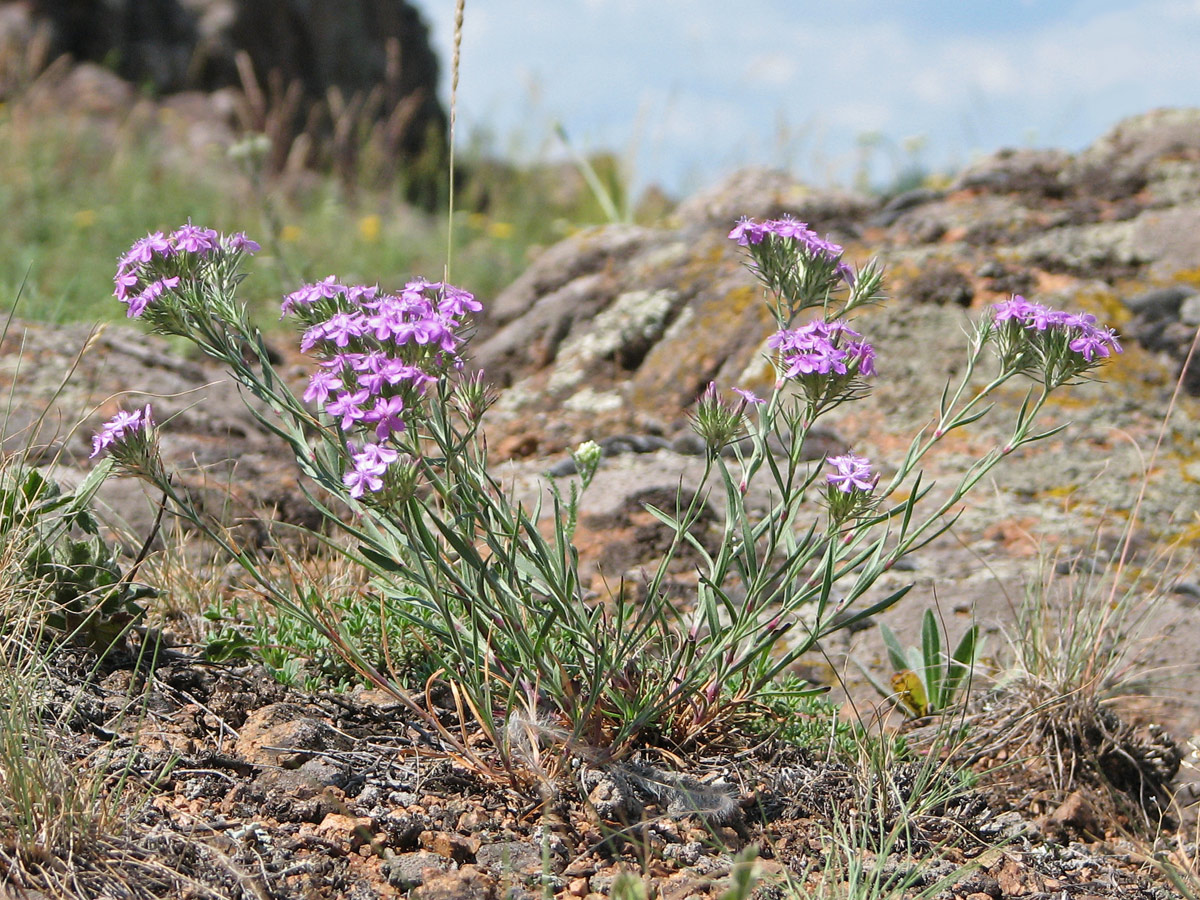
[0,319,314,545]
[477,109,1200,461]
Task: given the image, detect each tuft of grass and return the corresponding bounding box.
[783,723,984,899]
[965,328,1200,829]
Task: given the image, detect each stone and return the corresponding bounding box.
[381,851,453,891]
[1124,285,1194,318]
[1180,294,1200,327]
[314,813,376,851]
[1040,790,1105,842]
[18,0,446,184]
[410,864,496,900]
[419,830,480,863]
[951,146,1073,196]
[234,702,350,768]
[475,840,543,875]
[24,0,441,110]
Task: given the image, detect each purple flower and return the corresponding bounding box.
[347,284,379,304]
[119,232,172,270]
[364,395,406,439]
[113,269,139,301]
[125,276,180,318]
[729,216,766,246]
[282,276,345,315]
[438,284,482,317]
[300,312,366,351]
[772,319,873,380]
[1027,304,1069,331]
[1069,326,1122,362]
[303,369,343,405]
[992,295,1037,324]
[90,404,154,458]
[325,353,365,372]
[350,441,399,474]
[226,232,261,254]
[766,215,808,239]
[380,360,434,390]
[731,216,846,262]
[733,387,765,405]
[802,232,844,260]
[343,462,384,499]
[322,312,367,348]
[846,340,876,377]
[364,300,406,342]
[826,452,876,494]
[326,389,371,430]
[172,223,220,255]
[993,294,1123,366]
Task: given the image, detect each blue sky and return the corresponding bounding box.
[410,1,1200,196]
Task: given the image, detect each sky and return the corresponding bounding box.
[409,0,1200,197]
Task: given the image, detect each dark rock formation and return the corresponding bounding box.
[14,0,446,168]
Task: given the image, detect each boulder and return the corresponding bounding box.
[18,0,445,160]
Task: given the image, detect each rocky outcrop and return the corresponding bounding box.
[0,320,316,548]
[7,0,446,174]
[22,0,440,104]
[5,109,1200,565]
[474,108,1200,458]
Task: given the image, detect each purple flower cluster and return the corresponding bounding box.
[114,224,260,318]
[993,295,1122,363]
[729,215,843,259]
[90,404,154,458]
[769,320,876,380]
[283,275,482,500]
[343,441,399,499]
[729,215,855,285]
[825,452,876,494]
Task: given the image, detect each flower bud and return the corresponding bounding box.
[571,440,603,490]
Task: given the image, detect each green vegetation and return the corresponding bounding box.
[0,101,651,328]
[0,38,1194,900]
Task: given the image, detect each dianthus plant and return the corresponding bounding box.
[97,219,1120,770]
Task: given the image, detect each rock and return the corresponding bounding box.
[381,851,453,891]
[1013,219,1144,276]
[234,702,350,768]
[16,0,446,179]
[0,320,319,551]
[951,147,1073,196]
[582,768,644,824]
[410,865,496,900]
[1180,294,1200,327]
[1039,790,1105,842]
[871,187,945,227]
[23,0,441,109]
[1123,285,1195,318]
[475,840,544,876]
[1132,204,1200,278]
[1063,107,1200,204]
[314,813,376,851]
[674,167,874,231]
[419,830,479,863]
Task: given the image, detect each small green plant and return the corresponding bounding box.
[751,675,895,761]
[205,586,434,692]
[0,461,168,896]
[0,462,154,650]
[860,609,981,718]
[90,216,1122,773]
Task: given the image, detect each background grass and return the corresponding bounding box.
[0,96,650,328]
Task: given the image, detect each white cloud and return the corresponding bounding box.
[409,0,1200,193]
